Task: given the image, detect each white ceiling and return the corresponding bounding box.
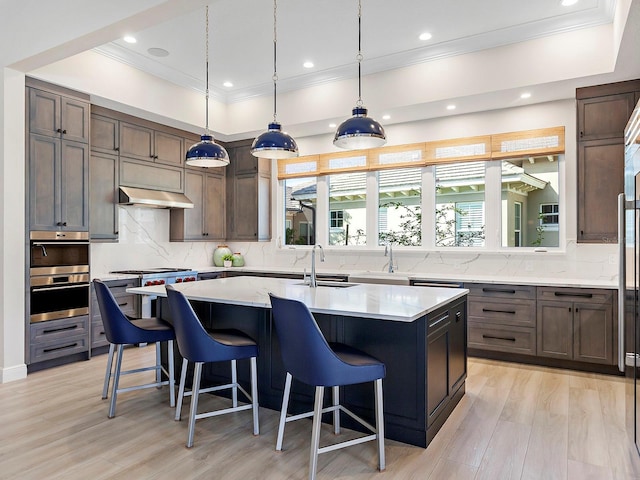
[94,0,617,104]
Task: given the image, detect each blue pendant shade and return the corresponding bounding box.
[333,106,386,149]
[186,134,229,167]
[251,122,298,159]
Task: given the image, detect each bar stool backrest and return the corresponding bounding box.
[94,279,147,345]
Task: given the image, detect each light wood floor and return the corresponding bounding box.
[2,347,640,480]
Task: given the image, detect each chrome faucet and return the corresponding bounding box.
[384,242,396,273]
[310,244,325,287]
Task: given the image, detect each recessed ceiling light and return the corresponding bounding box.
[329,123,337,128]
[382,114,391,120]
[419,32,432,41]
[520,92,532,99]
[561,0,579,6]
[123,35,137,44]
[223,81,233,88]
[147,47,169,57]
[446,104,456,110]
[303,61,314,69]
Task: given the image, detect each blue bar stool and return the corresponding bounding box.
[269,293,386,480]
[165,285,259,448]
[93,279,176,418]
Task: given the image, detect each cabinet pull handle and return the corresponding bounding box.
[114,147,120,152]
[117,302,128,307]
[482,288,516,294]
[579,131,584,137]
[455,311,462,322]
[43,325,79,334]
[43,342,78,353]
[62,129,67,134]
[482,308,516,314]
[429,314,449,329]
[554,292,593,298]
[482,334,516,342]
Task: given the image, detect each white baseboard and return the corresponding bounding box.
[0,363,28,383]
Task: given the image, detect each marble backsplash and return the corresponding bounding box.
[90,206,618,286]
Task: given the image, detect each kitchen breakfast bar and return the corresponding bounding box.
[129,276,468,448]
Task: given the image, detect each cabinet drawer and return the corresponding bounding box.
[468,322,535,356]
[30,335,88,363]
[465,283,535,300]
[91,321,109,348]
[468,298,535,327]
[537,287,613,304]
[31,315,88,344]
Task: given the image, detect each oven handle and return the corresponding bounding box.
[31,283,89,292]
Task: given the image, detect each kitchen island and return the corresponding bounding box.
[129,276,468,448]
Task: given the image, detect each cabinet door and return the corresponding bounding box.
[89,151,118,240]
[119,122,154,161]
[232,173,258,240]
[448,303,466,391]
[154,130,183,166]
[573,302,613,364]
[257,171,271,241]
[537,300,573,359]
[577,140,624,243]
[60,141,89,231]
[60,97,89,144]
[29,134,60,230]
[183,170,206,239]
[426,312,450,426]
[29,88,60,138]
[578,93,636,141]
[91,114,119,153]
[204,172,226,240]
[232,145,258,174]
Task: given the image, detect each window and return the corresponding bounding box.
[330,210,344,228]
[540,203,559,226]
[500,156,560,247]
[514,202,522,247]
[285,177,316,245]
[435,161,486,247]
[329,172,367,246]
[378,168,422,246]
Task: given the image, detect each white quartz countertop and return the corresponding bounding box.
[127,276,468,322]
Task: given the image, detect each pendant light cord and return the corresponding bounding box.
[357,0,363,107]
[205,5,210,135]
[273,0,278,123]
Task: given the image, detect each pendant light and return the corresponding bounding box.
[251,0,299,159]
[186,5,229,167]
[333,0,386,150]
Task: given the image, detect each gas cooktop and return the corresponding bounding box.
[110,268,192,275]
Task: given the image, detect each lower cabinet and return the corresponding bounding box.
[90,278,140,350]
[29,315,89,365]
[537,287,614,365]
[427,300,466,426]
[467,283,617,369]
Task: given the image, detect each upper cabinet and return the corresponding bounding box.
[28,86,89,144]
[170,168,226,242]
[576,79,640,243]
[27,80,90,232]
[226,141,271,241]
[119,121,184,166]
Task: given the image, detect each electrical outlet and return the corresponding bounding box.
[525,261,533,272]
[609,254,617,265]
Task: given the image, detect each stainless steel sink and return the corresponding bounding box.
[295,281,357,288]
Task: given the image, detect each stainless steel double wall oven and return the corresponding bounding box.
[29,231,90,323]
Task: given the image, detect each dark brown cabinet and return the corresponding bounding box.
[119,121,184,166]
[577,79,640,243]
[226,141,271,241]
[27,81,90,232]
[90,278,140,350]
[28,134,89,231]
[89,151,119,241]
[28,86,89,144]
[537,287,615,365]
[170,168,226,241]
[466,283,537,356]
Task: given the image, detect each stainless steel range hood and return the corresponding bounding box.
[118,186,194,209]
